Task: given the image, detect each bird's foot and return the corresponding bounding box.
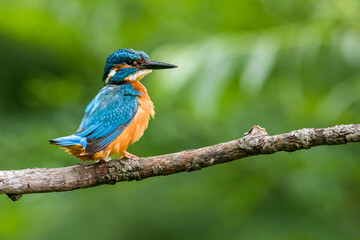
[120,151,138,159]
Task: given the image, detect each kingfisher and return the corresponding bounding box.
[50,48,177,162]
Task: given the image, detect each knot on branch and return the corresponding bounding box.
[238,125,268,154]
[243,125,268,137]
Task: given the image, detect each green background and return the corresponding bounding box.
[1,0,360,239]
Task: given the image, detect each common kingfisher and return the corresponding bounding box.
[50,48,177,162]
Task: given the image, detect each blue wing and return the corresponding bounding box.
[75,84,141,154]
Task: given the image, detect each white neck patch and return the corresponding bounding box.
[106,69,152,83]
[105,69,117,84]
[125,69,152,81]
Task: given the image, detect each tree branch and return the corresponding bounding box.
[1,124,360,201]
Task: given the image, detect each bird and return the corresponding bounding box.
[50,48,177,162]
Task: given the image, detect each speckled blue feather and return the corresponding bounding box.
[51,83,141,153]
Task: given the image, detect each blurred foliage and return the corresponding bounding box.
[0,0,360,239]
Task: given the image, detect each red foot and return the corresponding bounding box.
[120,151,139,159]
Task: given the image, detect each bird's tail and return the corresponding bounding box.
[50,135,93,160]
[49,135,88,148]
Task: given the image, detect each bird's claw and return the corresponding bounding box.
[120,151,138,160]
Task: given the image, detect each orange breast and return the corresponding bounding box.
[104,81,155,156]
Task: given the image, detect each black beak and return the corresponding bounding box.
[140,60,177,70]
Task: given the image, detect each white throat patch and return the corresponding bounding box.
[125,69,152,81]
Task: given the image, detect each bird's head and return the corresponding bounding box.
[103,48,177,84]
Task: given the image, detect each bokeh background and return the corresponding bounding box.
[1,0,360,239]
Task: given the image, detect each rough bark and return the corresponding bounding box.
[1,124,359,201]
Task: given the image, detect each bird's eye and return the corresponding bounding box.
[126,60,138,66]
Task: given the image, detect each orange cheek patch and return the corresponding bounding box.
[113,64,134,71]
[113,60,146,71]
